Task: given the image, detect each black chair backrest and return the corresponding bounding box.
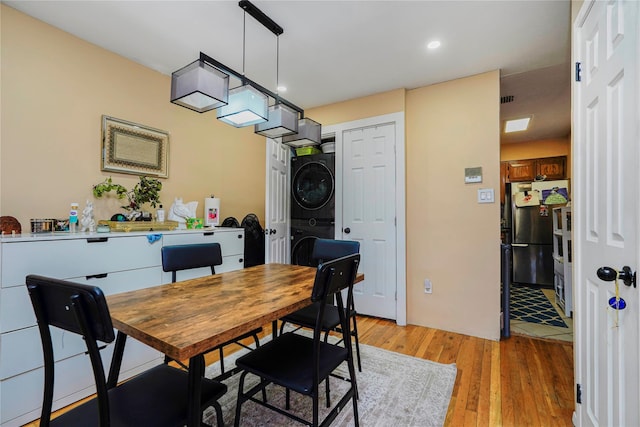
[26,274,115,426]
[312,239,360,264]
[311,253,361,303]
[26,274,115,343]
[161,243,222,282]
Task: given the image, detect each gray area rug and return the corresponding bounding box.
[203,335,457,427]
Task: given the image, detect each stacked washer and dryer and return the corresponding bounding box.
[290,152,336,266]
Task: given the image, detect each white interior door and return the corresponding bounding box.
[264,138,289,264]
[342,123,397,319]
[574,1,639,425]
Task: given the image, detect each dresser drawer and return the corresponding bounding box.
[1,267,162,334]
[163,229,245,256]
[1,236,162,288]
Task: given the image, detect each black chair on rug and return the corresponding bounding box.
[279,238,362,372]
[161,243,263,379]
[26,274,227,427]
[234,253,361,427]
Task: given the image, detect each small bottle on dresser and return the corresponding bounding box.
[156,205,165,222]
[69,202,79,233]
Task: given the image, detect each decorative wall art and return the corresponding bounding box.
[101,115,169,177]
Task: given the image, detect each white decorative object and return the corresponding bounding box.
[80,200,96,232]
[168,197,198,229]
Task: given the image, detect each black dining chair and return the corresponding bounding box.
[26,274,227,427]
[234,253,361,427]
[279,238,362,372]
[161,243,263,379]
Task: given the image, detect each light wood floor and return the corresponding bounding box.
[25,316,574,426]
[356,316,575,427]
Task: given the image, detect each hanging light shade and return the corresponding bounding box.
[217,84,269,127]
[281,117,322,147]
[255,103,299,138]
[171,59,229,113]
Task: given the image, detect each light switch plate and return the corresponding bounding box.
[477,188,495,203]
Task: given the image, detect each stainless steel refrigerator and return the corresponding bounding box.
[508,180,569,286]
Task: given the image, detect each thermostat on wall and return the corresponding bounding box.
[465,166,483,183]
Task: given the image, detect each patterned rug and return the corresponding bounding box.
[510,285,568,328]
[203,335,457,426]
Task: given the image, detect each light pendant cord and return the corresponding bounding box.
[276,35,280,98]
[242,11,246,80]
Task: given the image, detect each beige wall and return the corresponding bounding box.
[308,89,406,125]
[1,5,266,228]
[308,72,502,340]
[406,72,501,339]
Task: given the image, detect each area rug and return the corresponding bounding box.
[203,337,457,427]
[510,285,568,328]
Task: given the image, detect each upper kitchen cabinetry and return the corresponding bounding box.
[499,156,567,204]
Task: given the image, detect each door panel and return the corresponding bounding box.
[265,138,289,264]
[342,123,396,319]
[574,1,639,425]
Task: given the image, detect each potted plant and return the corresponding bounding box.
[93,176,162,220]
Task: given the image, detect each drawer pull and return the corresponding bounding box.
[203,232,214,236]
[237,234,243,239]
[239,258,244,263]
[86,273,108,280]
[86,237,109,243]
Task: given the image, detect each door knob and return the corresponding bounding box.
[343,227,351,234]
[597,266,637,288]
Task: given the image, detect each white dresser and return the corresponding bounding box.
[0,227,245,426]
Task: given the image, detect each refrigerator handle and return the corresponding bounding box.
[511,243,529,247]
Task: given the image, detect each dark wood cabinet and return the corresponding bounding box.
[500,156,567,204]
[537,157,566,180]
[507,159,536,182]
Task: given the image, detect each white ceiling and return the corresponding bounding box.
[3,0,572,144]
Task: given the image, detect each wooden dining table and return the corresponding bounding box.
[106,263,362,427]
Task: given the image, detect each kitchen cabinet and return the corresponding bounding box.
[507,159,536,182]
[537,156,566,180]
[0,228,244,427]
[500,156,567,204]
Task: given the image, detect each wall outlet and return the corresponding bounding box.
[424,278,432,294]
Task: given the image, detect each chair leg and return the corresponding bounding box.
[347,353,360,427]
[218,347,225,375]
[211,401,225,427]
[324,330,332,408]
[352,315,362,372]
[234,371,249,427]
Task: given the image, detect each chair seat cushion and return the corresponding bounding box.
[50,364,227,427]
[235,332,348,395]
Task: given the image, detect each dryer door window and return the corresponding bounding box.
[292,161,335,210]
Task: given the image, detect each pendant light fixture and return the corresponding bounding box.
[170,1,321,142]
[170,59,229,113]
[255,35,298,138]
[217,9,268,127]
[281,117,322,147]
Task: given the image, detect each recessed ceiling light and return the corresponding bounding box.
[505,117,531,133]
[427,40,441,50]
[277,85,287,93]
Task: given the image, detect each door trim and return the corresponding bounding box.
[323,112,406,326]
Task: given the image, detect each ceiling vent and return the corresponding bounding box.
[500,95,515,104]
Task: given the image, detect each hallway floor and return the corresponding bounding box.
[510,288,573,342]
